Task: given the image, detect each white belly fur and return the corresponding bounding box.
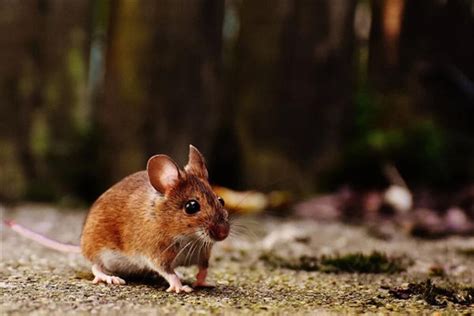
[99,250,156,276]
[98,237,211,276]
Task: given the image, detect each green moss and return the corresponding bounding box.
[389,279,474,307]
[457,248,474,257]
[428,265,445,277]
[73,270,94,280]
[260,252,320,271]
[319,251,408,274]
[260,251,409,274]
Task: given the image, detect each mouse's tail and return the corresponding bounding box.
[3,220,81,253]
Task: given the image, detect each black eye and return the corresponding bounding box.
[184,200,200,214]
[218,197,225,206]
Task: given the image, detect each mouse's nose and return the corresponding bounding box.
[208,222,229,241]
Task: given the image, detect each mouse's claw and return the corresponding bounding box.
[165,273,193,293]
[91,264,126,285]
[166,284,193,293]
[92,275,126,285]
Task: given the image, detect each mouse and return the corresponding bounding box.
[5,145,230,293]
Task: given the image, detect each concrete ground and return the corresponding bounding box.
[1,204,473,315]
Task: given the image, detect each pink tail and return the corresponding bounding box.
[3,220,81,253]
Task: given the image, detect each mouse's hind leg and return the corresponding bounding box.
[91,264,126,285]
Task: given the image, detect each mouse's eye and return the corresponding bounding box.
[184,199,200,214]
[218,196,225,206]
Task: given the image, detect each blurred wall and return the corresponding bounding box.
[0,0,473,203]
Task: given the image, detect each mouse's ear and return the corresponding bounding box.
[147,155,181,193]
[184,144,208,179]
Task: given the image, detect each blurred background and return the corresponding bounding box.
[0,0,473,213]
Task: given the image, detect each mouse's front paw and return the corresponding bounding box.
[166,284,193,293]
[163,271,193,293]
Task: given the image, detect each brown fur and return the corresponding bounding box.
[80,148,228,276]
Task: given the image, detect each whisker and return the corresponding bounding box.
[161,230,196,255]
[228,230,250,239]
[197,239,205,263]
[230,191,254,211]
[229,224,257,238]
[235,224,255,231]
[173,239,194,265]
[184,237,199,266]
[194,232,205,262]
[162,239,178,254]
[189,239,201,266]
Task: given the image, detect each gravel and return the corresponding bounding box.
[1,204,473,315]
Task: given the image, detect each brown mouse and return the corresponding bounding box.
[5,145,230,293]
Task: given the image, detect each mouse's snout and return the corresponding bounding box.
[208,222,229,241]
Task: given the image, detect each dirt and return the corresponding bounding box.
[1,204,473,315]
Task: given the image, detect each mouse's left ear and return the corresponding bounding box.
[184,144,209,179]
